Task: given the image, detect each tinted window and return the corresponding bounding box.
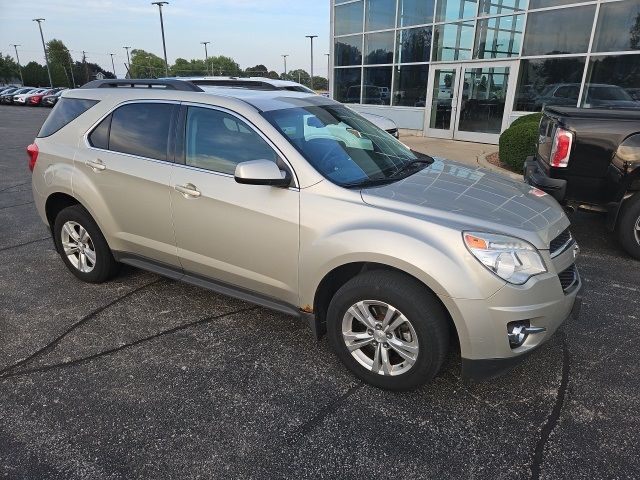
[335,1,363,36]
[474,15,523,59]
[364,31,395,64]
[335,68,362,103]
[363,66,392,105]
[365,0,396,31]
[393,64,428,107]
[88,114,111,149]
[397,0,434,27]
[109,103,175,161]
[529,0,582,8]
[396,27,432,63]
[38,97,99,138]
[522,6,595,55]
[479,0,526,15]
[581,54,640,109]
[335,35,363,66]
[185,107,278,175]
[593,0,640,53]
[433,22,474,61]
[435,0,477,22]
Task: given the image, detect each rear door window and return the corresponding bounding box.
[108,102,176,161]
[37,97,99,138]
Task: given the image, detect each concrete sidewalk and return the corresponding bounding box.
[400,135,520,180]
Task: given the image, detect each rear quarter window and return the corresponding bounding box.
[37,97,99,138]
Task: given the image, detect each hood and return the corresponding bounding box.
[360,158,568,248]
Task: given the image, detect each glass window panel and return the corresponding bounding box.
[363,66,393,104]
[479,0,527,15]
[397,0,435,27]
[435,0,478,22]
[364,31,395,64]
[335,67,363,103]
[396,27,433,63]
[593,0,640,53]
[529,0,580,9]
[433,22,474,61]
[335,1,363,36]
[429,68,457,130]
[513,57,586,111]
[522,6,595,55]
[582,54,640,108]
[365,0,396,31]
[474,15,523,59]
[335,35,363,66]
[458,66,510,134]
[393,64,429,107]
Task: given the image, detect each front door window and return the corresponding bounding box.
[429,68,457,130]
[457,66,510,135]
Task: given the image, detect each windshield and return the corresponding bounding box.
[262,104,430,187]
[587,86,633,101]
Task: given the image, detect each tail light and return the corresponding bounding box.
[550,127,573,168]
[27,143,39,172]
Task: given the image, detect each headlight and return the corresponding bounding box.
[463,232,547,285]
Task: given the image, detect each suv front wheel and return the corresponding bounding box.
[617,194,640,260]
[327,270,450,391]
[53,204,120,283]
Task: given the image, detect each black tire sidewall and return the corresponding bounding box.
[327,271,449,391]
[53,205,118,283]
[617,195,640,260]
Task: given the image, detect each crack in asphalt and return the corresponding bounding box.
[0,200,34,210]
[530,332,570,480]
[0,280,162,377]
[0,236,50,253]
[0,181,30,194]
[0,305,260,381]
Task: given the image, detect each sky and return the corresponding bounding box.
[0,0,331,78]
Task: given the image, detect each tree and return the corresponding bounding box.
[129,49,165,78]
[171,58,207,76]
[311,76,328,91]
[207,56,241,76]
[22,61,49,86]
[245,64,268,77]
[286,69,310,86]
[47,39,74,87]
[267,70,279,79]
[0,54,20,84]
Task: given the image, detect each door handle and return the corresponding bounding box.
[174,183,201,198]
[86,159,106,172]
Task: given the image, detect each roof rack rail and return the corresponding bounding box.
[80,79,204,92]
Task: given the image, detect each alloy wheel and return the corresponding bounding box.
[341,300,419,376]
[61,221,96,273]
[635,215,640,245]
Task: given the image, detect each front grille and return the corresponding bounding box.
[550,228,572,257]
[558,264,578,293]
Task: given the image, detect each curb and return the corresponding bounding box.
[476,152,522,181]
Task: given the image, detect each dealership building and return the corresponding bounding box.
[330,0,640,143]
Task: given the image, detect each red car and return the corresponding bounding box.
[28,89,58,106]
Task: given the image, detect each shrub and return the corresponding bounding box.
[499,121,539,172]
[509,112,542,128]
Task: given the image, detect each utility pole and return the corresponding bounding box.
[33,19,53,87]
[67,51,75,87]
[282,54,289,77]
[201,41,210,76]
[110,53,116,77]
[123,46,132,76]
[11,44,24,85]
[151,2,170,77]
[305,35,317,90]
[82,50,90,83]
[325,53,330,92]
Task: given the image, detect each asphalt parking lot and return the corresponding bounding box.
[1,105,638,480]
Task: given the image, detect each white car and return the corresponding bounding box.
[13,88,48,105]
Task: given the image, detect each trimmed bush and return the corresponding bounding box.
[509,112,542,128]
[499,121,539,172]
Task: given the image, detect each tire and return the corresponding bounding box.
[617,194,640,260]
[327,270,450,391]
[53,204,120,283]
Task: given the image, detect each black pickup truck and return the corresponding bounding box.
[524,106,640,259]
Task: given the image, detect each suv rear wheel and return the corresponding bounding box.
[617,194,640,260]
[53,204,120,283]
[327,270,449,391]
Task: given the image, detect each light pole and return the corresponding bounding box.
[67,51,75,87]
[151,2,169,77]
[123,46,131,69]
[305,35,317,90]
[201,41,210,75]
[110,53,116,77]
[33,18,53,87]
[282,54,289,77]
[325,53,330,92]
[11,44,24,85]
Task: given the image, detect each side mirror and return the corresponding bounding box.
[234,159,291,187]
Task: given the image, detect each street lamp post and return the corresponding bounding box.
[201,41,210,76]
[110,53,116,77]
[11,44,24,85]
[325,53,330,93]
[305,35,317,90]
[151,2,170,77]
[67,51,75,87]
[33,18,53,87]
[282,54,289,77]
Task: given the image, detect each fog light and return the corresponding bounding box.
[507,321,546,348]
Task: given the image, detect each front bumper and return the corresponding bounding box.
[524,155,566,203]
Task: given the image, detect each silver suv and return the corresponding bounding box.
[30,79,581,390]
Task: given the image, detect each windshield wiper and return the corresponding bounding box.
[388,157,434,179]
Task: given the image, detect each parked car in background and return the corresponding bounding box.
[161,76,400,138]
[14,88,48,105]
[534,83,640,110]
[0,85,20,94]
[525,106,640,259]
[1,87,32,104]
[41,89,66,107]
[28,88,65,106]
[29,79,581,390]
